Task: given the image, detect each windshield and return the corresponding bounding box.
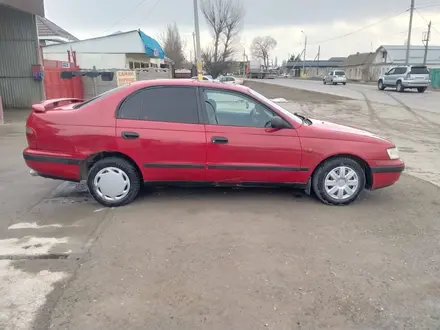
[335,71,345,76]
[248,89,303,124]
[411,66,429,74]
[73,84,129,109]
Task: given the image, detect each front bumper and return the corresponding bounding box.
[369,159,405,190]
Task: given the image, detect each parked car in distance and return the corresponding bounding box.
[24,80,404,207]
[191,75,214,81]
[378,65,430,93]
[217,75,244,85]
[324,70,347,85]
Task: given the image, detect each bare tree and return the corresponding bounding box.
[201,0,244,77]
[159,22,186,69]
[250,36,277,69]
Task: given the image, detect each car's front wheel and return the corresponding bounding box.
[87,157,141,207]
[323,79,326,85]
[312,157,365,205]
[396,81,404,92]
[378,80,385,90]
[417,87,427,93]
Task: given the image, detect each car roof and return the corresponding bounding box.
[128,79,249,92]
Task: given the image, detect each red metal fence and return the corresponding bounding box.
[43,58,84,100]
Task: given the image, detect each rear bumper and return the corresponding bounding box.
[369,160,405,190]
[23,148,84,182]
[401,80,429,87]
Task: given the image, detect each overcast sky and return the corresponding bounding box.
[44,0,440,61]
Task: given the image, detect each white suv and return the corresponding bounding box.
[323,70,347,85]
[378,65,430,93]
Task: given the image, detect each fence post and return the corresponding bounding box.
[0,95,4,125]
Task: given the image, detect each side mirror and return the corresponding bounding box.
[270,116,290,129]
[384,72,389,75]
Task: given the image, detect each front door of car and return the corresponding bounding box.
[201,88,304,184]
[116,86,207,182]
[384,68,396,85]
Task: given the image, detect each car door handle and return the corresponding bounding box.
[211,136,228,144]
[121,131,139,140]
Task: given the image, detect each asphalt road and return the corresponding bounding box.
[1,83,440,330]
[257,78,440,114]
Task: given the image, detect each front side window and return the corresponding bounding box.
[118,87,199,124]
[387,68,396,75]
[335,71,345,76]
[203,89,276,128]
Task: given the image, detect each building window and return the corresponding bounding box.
[129,61,134,69]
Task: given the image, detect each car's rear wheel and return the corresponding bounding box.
[417,87,427,93]
[312,157,365,205]
[378,80,385,90]
[323,80,326,85]
[342,82,346,85]
[87,157,141,207]
[396,81,404,92]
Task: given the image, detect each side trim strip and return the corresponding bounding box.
[144,163,205,169]
[143,180,307,189]
[371,165,405,173]
[23,153,83,165]
[208,164,309,172]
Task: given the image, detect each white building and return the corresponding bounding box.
[43,30,169,70]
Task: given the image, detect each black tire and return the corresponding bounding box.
[312,157,365,206]
[87,157,141,207]
[332,80,336,85]
[417,87,427,93]
[342,82,346,85]
[378,80,385,91]
[396,81,404,93]
[323,80,327,85]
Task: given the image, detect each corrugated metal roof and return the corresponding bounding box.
[379,45,440,64]
[287,59,344,68]
[36,16,79,41]
[341,52,375,67]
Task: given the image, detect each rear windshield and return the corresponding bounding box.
[411,66,429,74]
[73,84,129,109]
[335,71,345,76]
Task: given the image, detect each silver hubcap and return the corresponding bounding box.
[324,166,359,200]
[93,167,130,202]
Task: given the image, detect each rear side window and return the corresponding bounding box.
[395,67,407,74]
[411,66,429,74]
[118,87,199,124]
[335,71,345,76]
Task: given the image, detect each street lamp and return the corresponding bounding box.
[301,30,307,76]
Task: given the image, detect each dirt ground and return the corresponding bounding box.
[244,80,349,103]
[1,84,440,330]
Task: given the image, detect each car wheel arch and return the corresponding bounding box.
[80,151,143,181]
[309,154,373,189]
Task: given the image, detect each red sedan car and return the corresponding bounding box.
[23,79,404,207]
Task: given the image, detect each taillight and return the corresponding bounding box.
[26,126,37,149]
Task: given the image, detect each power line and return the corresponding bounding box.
[415,9,440,35]
[101,0,152,34]
[308,8,409,45]
[135,0,163,27]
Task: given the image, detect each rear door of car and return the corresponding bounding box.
[116,85,207,182]
[201,87,304,184]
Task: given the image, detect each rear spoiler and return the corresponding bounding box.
[32,98,84,113]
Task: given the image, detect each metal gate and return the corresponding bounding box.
[43,59,84,99]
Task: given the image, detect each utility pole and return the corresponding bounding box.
[193,0,203,80]
[317,45,320,75]
[301,30,307,76]
[423,21,431,65]
[192,32,197,64]
[405,0,415,65]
